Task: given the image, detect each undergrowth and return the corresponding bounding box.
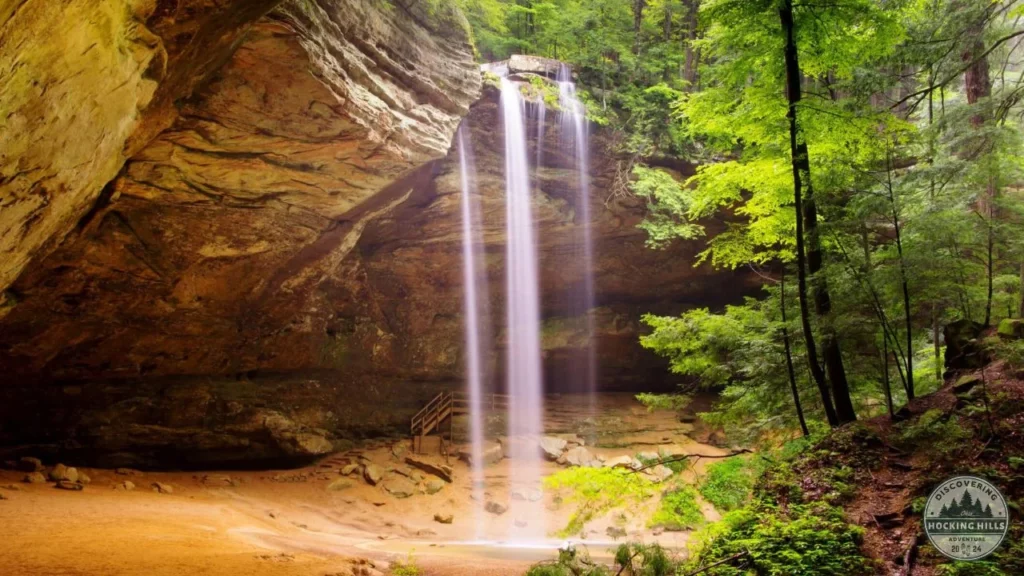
[649,485,703,531]
[699,456,757,512]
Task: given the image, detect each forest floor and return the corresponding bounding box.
[785,360,1024,575]
[0,394,726,576]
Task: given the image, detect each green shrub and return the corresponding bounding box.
[700,457,755,512]
[684,501,871,575]
[649,485,704,531]
[935,560,1007,576]
[613,542,678,576]
[895,409,970,453]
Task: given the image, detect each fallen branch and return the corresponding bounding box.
[683,549,751,576]
[632,449,753,474]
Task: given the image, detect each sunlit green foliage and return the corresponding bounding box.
[544,467,653,536]
[650,485,704,530]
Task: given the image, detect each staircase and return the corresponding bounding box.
[409,391,509,455]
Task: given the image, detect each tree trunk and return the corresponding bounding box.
[682,0,699,90]
[662,0,673,79]
[633,0,646,57]
[1019,262,1024,318]
[882,338,893,418]
[781,270,810,436]
[779,0,840,427]
[778,0,851,422]
[933,307,942,382]
[885,147,914,400]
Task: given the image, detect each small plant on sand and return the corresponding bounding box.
[390,551,421,576]
[544,467,652,536]
[525,544,609,576]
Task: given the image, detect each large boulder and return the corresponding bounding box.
[383,478,416,499]
[944,319,988,374]
[539,436,568,460]
[563,446,597,467]
[998,318,1024,340]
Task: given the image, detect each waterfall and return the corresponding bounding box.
[557,64,597,404]
[457,124,488,539]
[500,76,546,541]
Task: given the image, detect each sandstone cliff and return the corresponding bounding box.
[0,7,753,468]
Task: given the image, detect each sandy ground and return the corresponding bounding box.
[0,394,727,576]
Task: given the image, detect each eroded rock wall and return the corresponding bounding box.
[0,5,752,468]
[0,0,480,467]
[0,0,282,303]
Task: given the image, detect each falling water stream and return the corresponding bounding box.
[500,75,547,541]
[557,64,597,404]
[459,59,594,545]
[457,124,487,538]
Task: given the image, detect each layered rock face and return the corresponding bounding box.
[0,7,752,467]
[0,0,480,467]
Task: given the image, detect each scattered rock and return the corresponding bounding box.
[199,474,239,487]
[606,526,627,539]
[18,457,43,472]
[563,446,596,467]
[115,480,135,491]
[644,465,674,483]
[424,478,445,495]
[499,436,538,459]
[327,479,353,492]
[391,443,408,459]
[892,406,912,423]
[0,490,7,500]
[458,442,505,466]
[56,480,83,491]
[603,455,638,470]
[383,478,416,499]
[4,484,21,491]
[514,518,528,528]
[341,463,361,476]
[116,468,143,477]
[23,472,46,484]
[77,471,91,485]
[551,433,585,447]
[953,374,982,394]
[151,482,173,494]
[405,456,453,483]
[539,436,568,460]
[511,487,543,502]
[433,512,454,524]
[485,501,507,515]
[363,464,383,486]
[49,463,78,483]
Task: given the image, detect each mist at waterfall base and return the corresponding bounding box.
[456,62,597,547]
